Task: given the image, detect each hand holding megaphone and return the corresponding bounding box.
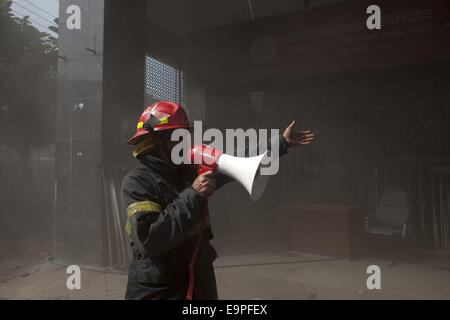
[187,145,271,202]
[192,170,216,198]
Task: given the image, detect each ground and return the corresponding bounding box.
[0,251,449,300]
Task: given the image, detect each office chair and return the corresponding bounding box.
[365,189,409,265]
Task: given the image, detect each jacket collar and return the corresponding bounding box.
[138,154,177,178]
[138,154,196,187]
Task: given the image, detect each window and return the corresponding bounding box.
[144,55,183,107]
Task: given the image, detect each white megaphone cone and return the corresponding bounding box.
[217,151,271,202]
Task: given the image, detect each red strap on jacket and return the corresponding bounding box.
[186,200,208,300]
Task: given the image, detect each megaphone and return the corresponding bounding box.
[188,145,271,201]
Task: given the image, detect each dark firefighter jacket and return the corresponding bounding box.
[121,135,289,300]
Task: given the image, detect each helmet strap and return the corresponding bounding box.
[133,135,158,158]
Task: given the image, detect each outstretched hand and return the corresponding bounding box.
[282,121,315,148]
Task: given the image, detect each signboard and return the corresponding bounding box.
[187,0,450,85]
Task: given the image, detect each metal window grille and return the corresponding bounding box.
[144,55,183,107]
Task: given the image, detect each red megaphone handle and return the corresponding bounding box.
[197,165,214,175]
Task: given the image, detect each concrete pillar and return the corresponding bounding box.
[56,0,145,266]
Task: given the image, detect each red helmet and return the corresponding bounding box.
[127,101,191,145]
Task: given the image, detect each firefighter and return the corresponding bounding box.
[121,101,315,300]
